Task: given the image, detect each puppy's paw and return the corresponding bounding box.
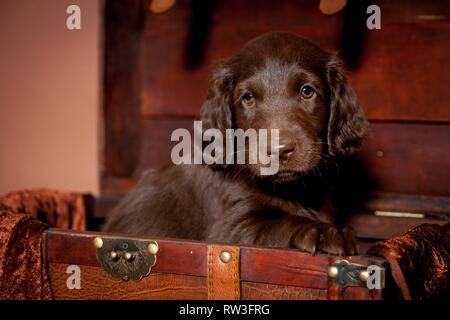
[291,223,358,256]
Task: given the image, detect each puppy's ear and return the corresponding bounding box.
[198,64,234,168]
[326,54,368,156]
[200,64,234,132]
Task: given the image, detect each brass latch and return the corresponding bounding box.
[328,260,385,288]
[94,236,158,281]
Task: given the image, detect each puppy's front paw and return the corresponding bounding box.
[291,223,358,256]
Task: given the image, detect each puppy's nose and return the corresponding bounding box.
[274,140,296,160]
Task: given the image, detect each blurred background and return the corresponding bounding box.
[0,0,101,195]
[0,0,448,240]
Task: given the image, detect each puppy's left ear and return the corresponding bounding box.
[326,54,369,156]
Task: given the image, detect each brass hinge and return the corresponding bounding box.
[93,236,158,282]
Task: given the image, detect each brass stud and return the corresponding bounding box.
[110,251,119,260]
[219,251,231,263]
[94,237,103,249]
[147,242,159,255]
[360,270,370,282]
[124,252,134,262]
[328,266,339,278]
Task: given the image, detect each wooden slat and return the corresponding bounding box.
[343,212,448,240]
[103,0,148,177]
[363,192,450,216]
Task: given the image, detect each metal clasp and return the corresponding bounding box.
[94,236,158,282]
[328,259,385,288]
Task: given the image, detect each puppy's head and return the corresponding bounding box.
[200,32,368,182]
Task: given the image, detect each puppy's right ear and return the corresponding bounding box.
[200,64,234,132]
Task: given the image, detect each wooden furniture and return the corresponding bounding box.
[45,229,392,300]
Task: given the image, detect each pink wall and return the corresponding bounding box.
[0,0,102,195]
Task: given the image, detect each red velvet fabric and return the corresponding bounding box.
[0,211,52,299]
[369,223,450,300]
[0,189,86,230]
[0,189,87,300]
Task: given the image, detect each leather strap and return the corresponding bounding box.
[207,245,240,300]
[327,257,343,300]
[328,282,343,300]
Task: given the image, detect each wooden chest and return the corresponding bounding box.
[44,229,391,300]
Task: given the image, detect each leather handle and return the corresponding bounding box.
[207,245,241,300]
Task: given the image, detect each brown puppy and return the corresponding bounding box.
[103,32,368,255]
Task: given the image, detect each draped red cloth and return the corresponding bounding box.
[0,189,86,230]
[0,211,51,299]
[369,223,449,300]
[0,189,86,300]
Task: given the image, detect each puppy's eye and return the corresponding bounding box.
[242,92,256,108]
[300,85,315,99]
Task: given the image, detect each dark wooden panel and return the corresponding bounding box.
[135,119,450,196]
[353,122,450,196]
[139,0,450,121]
[103,0,148,178]
[363,192,450,215]
[352,22,450,122]
[134,117,195,175]
[344,212,448,240]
